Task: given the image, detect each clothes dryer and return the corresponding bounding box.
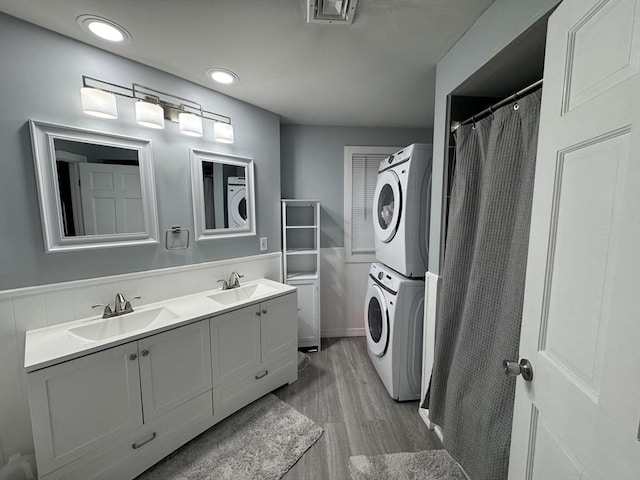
[373,143,432,277]
[227,176,247,228]
[364,263,424,401]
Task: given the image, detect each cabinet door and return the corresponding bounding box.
[260,293,297,364]
[27,343,142,476]
[210,303,261,386]
[138,320,212,423]
[292,281,318,346]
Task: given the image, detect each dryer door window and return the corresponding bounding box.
[365,283,389,357]
[229,188,247,227]
[373,170,401,243]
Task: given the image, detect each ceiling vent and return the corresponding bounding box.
[306,0,358,25]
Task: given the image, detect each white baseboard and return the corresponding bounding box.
[321,327,365,338]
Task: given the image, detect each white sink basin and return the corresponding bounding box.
[68,307,179,341]
[207,283,277,305]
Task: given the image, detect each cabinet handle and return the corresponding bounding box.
[262,309,267,314]
[255,311,261,316]
[129,353,137,361]
[132,432,156,449]
[255,370,269,379]
[141,349,149,357]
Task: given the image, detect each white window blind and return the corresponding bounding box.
[344,146,400,263]
[350,153,386,254]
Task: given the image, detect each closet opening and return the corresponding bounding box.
[439,12,553,270]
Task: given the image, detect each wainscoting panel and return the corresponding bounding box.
[320,248,369,338]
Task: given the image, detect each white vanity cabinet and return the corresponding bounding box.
[25,281,298,480]
[27,319,212,479]
[210,293,298,420]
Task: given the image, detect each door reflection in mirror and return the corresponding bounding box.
[54,139,143,237]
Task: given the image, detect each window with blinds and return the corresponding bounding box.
[344,146,400,262]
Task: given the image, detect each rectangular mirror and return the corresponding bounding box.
[29,120,159,252]
[190,149,255,240]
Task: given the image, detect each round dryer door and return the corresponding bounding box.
[373,170,401,243]
[229,187,247,227]
[364,283,389,357]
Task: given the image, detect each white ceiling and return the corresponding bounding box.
[0,0,494,128]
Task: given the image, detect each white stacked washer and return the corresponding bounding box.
[364,263,424,400]
[227,176,247,228]
[373,143,432,277]
[365,143,432,401]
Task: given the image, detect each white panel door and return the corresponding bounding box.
[138,320,212,422]
[79,163,144,235]
[260,293,297,364]
[27,343,142,476]
[509,1,640,479]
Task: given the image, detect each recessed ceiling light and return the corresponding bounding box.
[77,15,131,43]
[206,68,239,85]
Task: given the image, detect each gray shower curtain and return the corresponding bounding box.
[429,89,542,480]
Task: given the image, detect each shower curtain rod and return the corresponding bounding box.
[451,79,543,132]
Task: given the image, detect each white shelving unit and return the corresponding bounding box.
[282,199,321,351]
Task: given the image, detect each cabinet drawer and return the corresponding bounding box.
[42,391,213,480]
[212,352,297,422]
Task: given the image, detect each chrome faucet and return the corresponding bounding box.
[218,272,244,290]
[114,293,127,314]
[228,272,243,288]
[92,293,141,319]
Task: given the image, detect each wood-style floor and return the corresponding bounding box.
[274,337,442,479]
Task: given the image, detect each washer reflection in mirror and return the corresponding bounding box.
[190,149,255,240]
[54,139,144,237]
[202,162,247,230]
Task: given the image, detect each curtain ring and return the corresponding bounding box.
[488,106,494,119]
[513,102,520,111]
[471,115,476,130]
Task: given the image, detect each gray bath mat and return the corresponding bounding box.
[139,394,324,480]
[349,450,467,480]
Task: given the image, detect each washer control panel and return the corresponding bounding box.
[370,263,400,294]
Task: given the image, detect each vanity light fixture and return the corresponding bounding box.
[77,15,132,43]
[80,76,234,143]
[206,68,239,86]
[80,87,118,119]
[135,101,165,129]
[179,113,203,137]
[213,122,234,144]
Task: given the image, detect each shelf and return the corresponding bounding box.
[282,199,321,351]
[286,271,319,281]
[285,248,318,256]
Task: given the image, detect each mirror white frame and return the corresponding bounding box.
[190,148,256,240]
[29,120,159,253]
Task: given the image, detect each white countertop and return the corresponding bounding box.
[24,278,296,373]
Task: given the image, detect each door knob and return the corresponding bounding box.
[503,358,533,381]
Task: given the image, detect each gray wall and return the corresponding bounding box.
[0,14,282,290]
[280,125,431,248]
[428,0,562,274]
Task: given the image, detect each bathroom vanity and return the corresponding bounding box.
[23,278,297,480]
